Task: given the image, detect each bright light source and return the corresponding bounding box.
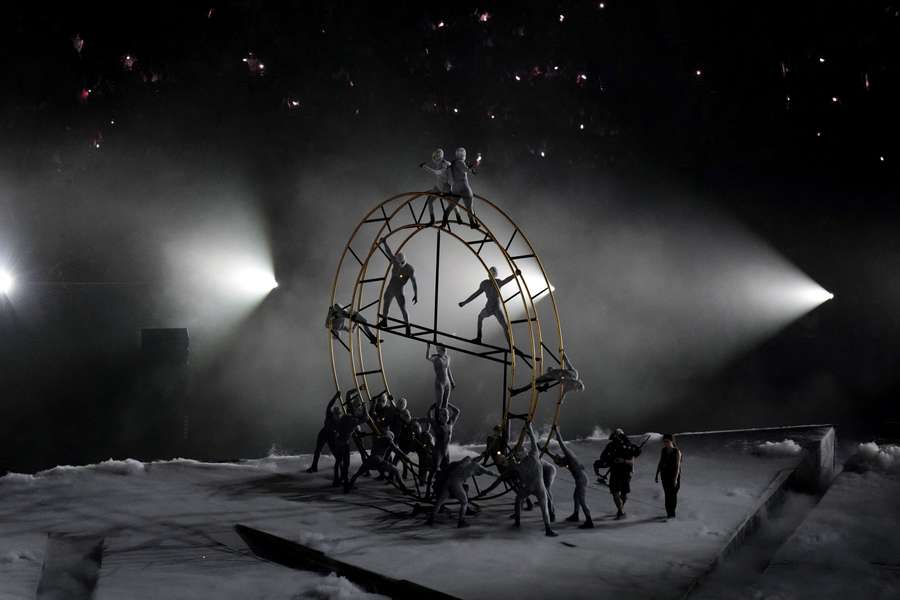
[230,266,278,297]
[0,270,14,295]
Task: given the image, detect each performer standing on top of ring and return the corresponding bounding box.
[377,237,418,336]
[442,147,480,229]
[459,266,521,344]
[419,148,453,225]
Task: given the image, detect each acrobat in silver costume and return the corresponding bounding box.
[459,266,520,343]
[377,238,418,335]
[548,427,594,528]
[442,147,478,229]
[509,423,558,536]
[426,343,455,410]
[419,148,452,225]
[326,303,379,345]
[427,456,493,528]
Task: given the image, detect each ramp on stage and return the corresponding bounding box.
[0,427,833,600]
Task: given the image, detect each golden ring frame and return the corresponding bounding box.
[328,192,569,466]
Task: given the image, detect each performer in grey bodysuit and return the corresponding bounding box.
[326,303,380,345]
[377,238,418,336]
[427,402,460,494]
[510,423,558,537]
[344,429,408,493]
[548,427,594,528]
[442,147,478,229]
[510,359,585,397]
[420,148,452,225]
[426,343,456,410]
[459,266,520,344]
[427,456,493,528]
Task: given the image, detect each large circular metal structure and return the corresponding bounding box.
[328,192,571,497]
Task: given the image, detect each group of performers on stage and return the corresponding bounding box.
[312,156,680,535]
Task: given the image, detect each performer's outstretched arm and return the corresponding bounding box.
[459,286,483,307]
[498,270,521,288]
[326,391,341,413]
[379,238,396,263]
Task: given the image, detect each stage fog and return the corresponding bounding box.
[0,134,853,469]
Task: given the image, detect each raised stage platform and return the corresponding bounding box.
[0,427,834,599]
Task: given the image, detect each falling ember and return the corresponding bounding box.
[453,107,459,114]
[816,131,822,137]
[437,20,445,29]
[695,69,703,77]
[879,155,885,162]
[207,7,215,19]
[79,88,91,103]
[539,150,546,158]
[559,14,565,22]
[598,2,605,8]
[530,65,542,77]
[72,34,84,54]
[514,74,521,81]
[579,123,585,130]
[120,54,136,71]
[780,61,788,77]
[90,132,103,149]
[489,113,496,119]
[575,72,587,86]
[478,12,490,23]
[831,96,839,103]
[818,57,825,63]
[864,73,870,90]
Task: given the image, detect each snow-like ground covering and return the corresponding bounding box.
[752,439,803,457]
[0,433,806,599]
[691,440,900,600]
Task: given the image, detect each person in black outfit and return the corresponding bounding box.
[595,428,642,519]
[655,433,683,519]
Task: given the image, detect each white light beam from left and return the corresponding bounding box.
[0,269,14,295]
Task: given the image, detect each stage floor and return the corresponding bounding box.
[0,432,809,599]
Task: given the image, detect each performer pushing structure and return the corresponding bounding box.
[377,238,418,336]
[426,342,456,409]
[427,456,493,528]
[547,427,594,528]
[426,402,460,494]
[459,266,520,344]
[344,429,409,494]
[331,395,369,488]
[305,391,342,473]
[419,148,452,225]
[510,422,558,537]
[326,303,380,345]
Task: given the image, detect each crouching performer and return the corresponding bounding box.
[344,429,409,494]
[509,423,558,537]
[427,456,493,528]
[547,427,594,528]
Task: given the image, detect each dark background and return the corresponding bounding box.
[1,1,898,474]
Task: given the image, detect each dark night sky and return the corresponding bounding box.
[1,1,898,473]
